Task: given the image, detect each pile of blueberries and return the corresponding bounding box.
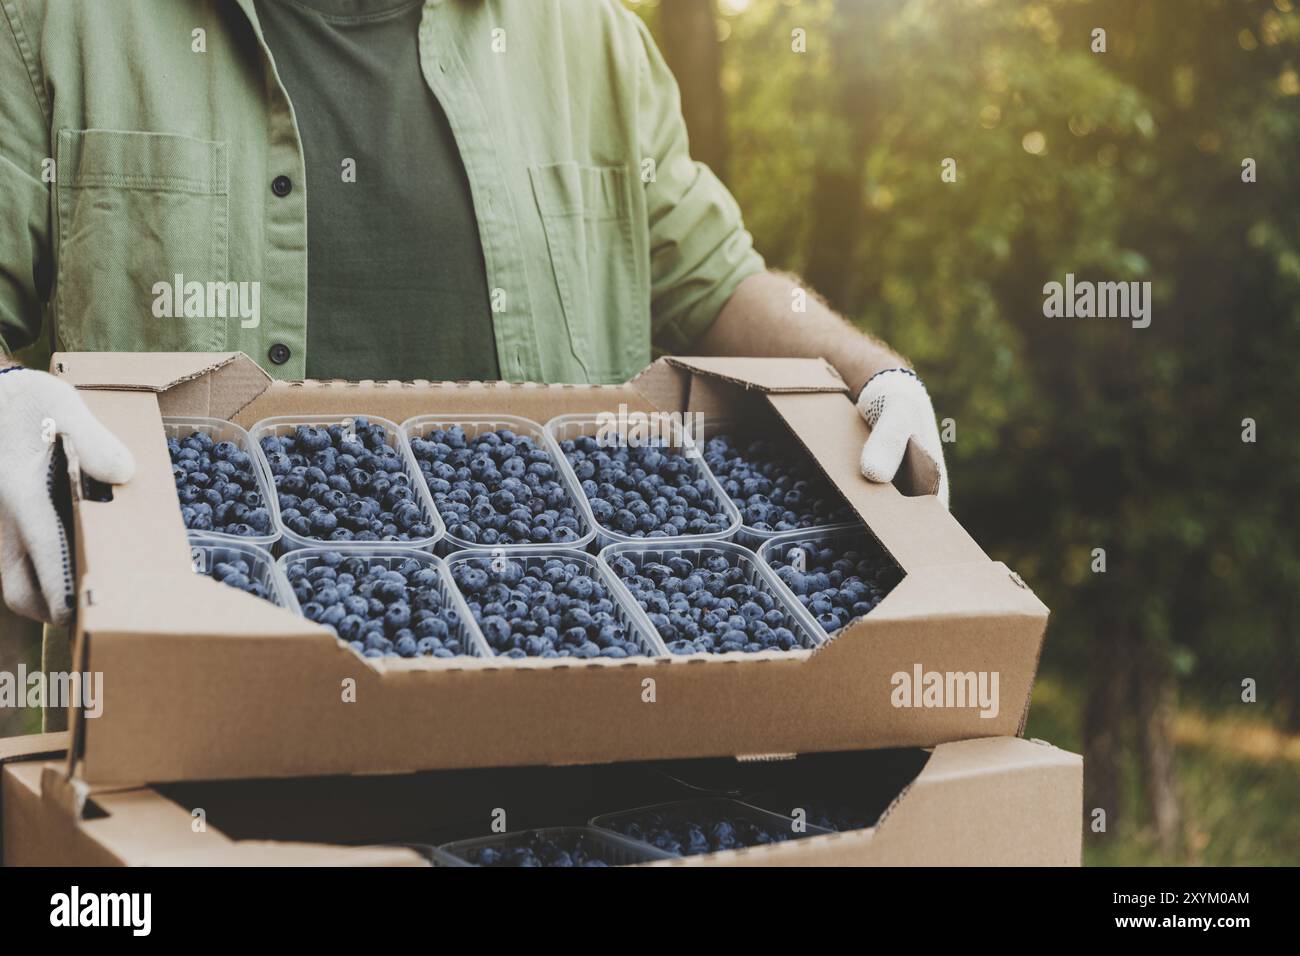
[451,556,646,659]
[196,552,277,603]
[169,431,271,537]
[259,420,434,543]
[607,552,805,655]
[768,534,903,634]
[559,435,732,538]
[703,431,856,533]
[606,806,795,856]
[458,832,612,867]
[285,551,470,659]
[409,426,584,546]
[748,797,871,833]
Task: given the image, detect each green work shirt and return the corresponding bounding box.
[0,0,765,383]
[254,0,501,381]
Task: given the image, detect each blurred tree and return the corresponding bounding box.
[657,0,730,179]
[638,0,1300,861]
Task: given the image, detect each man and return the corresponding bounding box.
[0,0,946,626]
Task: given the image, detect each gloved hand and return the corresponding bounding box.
[0,366,135,624]
[857,368,950,509]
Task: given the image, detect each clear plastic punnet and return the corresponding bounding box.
[434,826,674,867]
[756,522,905,639]
[692,416,860,550]
[544,412,741,549]
[598,538,824,655]
[276,546,489,659]
[187,535,296,609]
[248,413,444,552]
[163,416,281,548]
[589,797,834,857]
[444,548,668,659]
[400,413,596,554]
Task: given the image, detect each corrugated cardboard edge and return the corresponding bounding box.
[0,733,68,865]
[52,351,273,422]
[864,736,1082,866]
[664,356,848,393]
[53,351,241,390]
[644,736,1082,866]
[0,732,67,764]
[1,760,426,867]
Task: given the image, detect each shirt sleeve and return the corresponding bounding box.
[0,4,52,355]
[628,13,765,355]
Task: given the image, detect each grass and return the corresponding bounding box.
[1026,672,1300,866]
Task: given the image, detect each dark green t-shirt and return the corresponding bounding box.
[256,0,500,380]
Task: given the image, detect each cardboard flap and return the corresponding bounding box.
[767,391,988,570]
[40,764,93,820]
[83,570,328,638]
[666,356,848,393]
[855,562,1049,625]
[53,351,246,390]
[0,732,68,765]
[917,737,1080,781]
[53,351,272,420]
[626,358,692,412]
[867,738,1082,866]
[139,842,429,867]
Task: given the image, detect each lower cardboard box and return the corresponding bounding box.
[2,735,1081,867]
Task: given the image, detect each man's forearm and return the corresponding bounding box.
[698,271,907,396]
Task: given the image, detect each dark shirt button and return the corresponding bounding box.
[271,175,293,197]
[268,343,291,365]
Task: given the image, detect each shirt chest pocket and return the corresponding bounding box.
[529,161,645,383]
[54,129,230,353]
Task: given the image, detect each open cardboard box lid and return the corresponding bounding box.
[52,352,1048,784]
[2,734,1081,867]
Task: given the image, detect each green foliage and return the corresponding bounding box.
[1028,674,1300,865]
[644,0,1300,724]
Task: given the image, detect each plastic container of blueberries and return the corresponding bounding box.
[444,548,669,658]
[399,413,597,555]
[163,416,282,549]
[756,522,903,639]
[692,416,859,550]
[738,789,876,834]
[276,546,491,658]
[543,412,742,550]
[589,798,833,857]
[434,826,675,867]
[246,413,445,553]
[187,535,297,610]
[597,538,824,655]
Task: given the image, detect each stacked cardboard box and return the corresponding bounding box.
[0,352,1080,866]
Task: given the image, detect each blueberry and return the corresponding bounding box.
[261,421,429,543]
[411,427,585,545]
[769,533,903,635]
[285,552,470,658]
[194,549,275,602]
[169,430,266,537]
[452,556,647,659]
[460,832,615,868]
[702,432,856,532]
[611,552,806,654]
[608,805,799,856]
[560,434,730,539]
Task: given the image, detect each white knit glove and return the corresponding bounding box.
[0,367,135,624]
[857,368,950,509]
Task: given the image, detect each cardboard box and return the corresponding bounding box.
[55,352,1048,784]
[2,736,1082,866]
